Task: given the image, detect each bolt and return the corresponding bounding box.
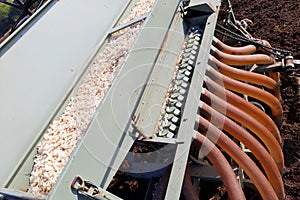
[184,70,191,77]
[171,116,179,124]
[178,95,184,102]
[181,82,188,88]
[186,43,193,48]
[169,123,177,132]
[184,48,191,53]
[179,69,187,74]
[193,41,200,46]
[182,53,190,58]
[167,114,174,120]
[186,65,193,71]
[183,76,189,82]
[188,60,194,65]
[179,88,186,95]
[177,73,185,80]
[175,101,183,109]
[158,129,169,137]
[166,132,174,138]
[188,39,195,43]
[182,58,189,63]
[170,92,179,99]
[189,55,196,60]
[179,63,189,69]
[191,49,197,55]
[173,108,181,116]
[166,106,175,113]
[167,98,177,106]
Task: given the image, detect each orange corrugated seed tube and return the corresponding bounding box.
[206,66,283,126]
[199,102,285,199]
[201,88,284,170]
[205,76,281,144]
[213,37,273,55]
[197,116,283,200]
[193,133,246,200]
[182,168,200,200]
[210,46,275,66]
[209,55,279,94]
[212,36,257,55]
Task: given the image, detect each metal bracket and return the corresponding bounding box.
[71,176,122,200]
[252,57,300,74]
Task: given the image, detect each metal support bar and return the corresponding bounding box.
[140,137,184,144]
[0,188,46,200]
[109,14,148,35]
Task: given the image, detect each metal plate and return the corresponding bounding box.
[0,0,130,188]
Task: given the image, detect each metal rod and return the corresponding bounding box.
[109,14,148,35]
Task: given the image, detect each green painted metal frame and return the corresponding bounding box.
[48,0,183,199]
[0,0,221,199]
[164,0,221,199]
[0,0,132,192]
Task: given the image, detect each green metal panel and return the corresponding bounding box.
[48,0,181,199]
[0,0,130,189]
[133,13,184,138]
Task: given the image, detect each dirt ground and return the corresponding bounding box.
[226,1,300,199]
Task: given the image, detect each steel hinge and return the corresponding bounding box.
[71,176,122,200]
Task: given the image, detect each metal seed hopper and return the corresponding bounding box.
[0,0,295,199]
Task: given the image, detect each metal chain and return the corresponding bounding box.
[215,29,277,56]
[216,24,292,59]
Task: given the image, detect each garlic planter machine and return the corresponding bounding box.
[0,0,297,199]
